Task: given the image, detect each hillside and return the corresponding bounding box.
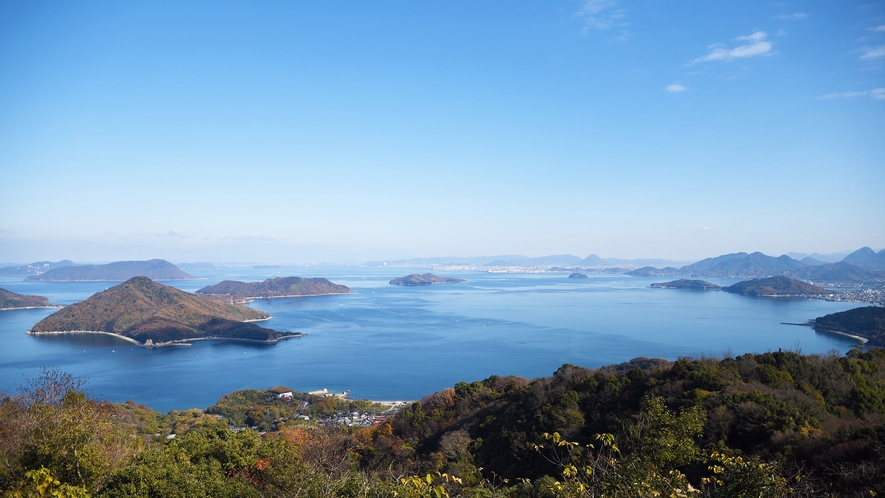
[680,252,805,277]
[196,276,351,298]
[389,273,467,286]
[25,259,195,281]
[29,277,294,345]
[813,306,885,346]
[650,279,721,290]
[721,276,829,297]
[0,288,51,309]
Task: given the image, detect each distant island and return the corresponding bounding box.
[650,279,721,290]
[0,288,54,310]
[627,266,683,277]
[196,277,351,301]
[25,259,196,282]
[389,273,467,286]
[29,277,298,347]
[812,306,885,346]
[568,272,589,279]
[721,276,829,297]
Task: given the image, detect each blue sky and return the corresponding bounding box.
[1,1,883,263]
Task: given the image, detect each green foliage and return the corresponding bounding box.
[0,368,141,494]
[4,351,885,497]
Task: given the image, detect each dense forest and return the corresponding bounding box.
[1,348,883,497]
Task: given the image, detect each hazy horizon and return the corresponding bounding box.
[2,2,883,264]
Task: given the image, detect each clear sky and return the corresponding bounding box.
[1,1,883,264]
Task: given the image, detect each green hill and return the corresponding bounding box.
[814,306,885,346]
[196,276,351,299]
[0,288,51,309]
[722,276,829,297]
[25,259,195,281]
[29,277,295,346]
[389,273,467,286]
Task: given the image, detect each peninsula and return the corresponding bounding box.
[196,276,351,301]
[650,279,721,290]
[28,277,298,346]
[721,276,829,297]
[25,259,196,281]
[812,306,885,347]
[0,288,54,310]
[389,273,467,286]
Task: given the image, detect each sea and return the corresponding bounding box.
[0,266,865,413]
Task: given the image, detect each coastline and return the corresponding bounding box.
[26,330,142,345]
[0,305,63,312]
[812,326,869,345]
[26,329,305,348]
[203,291,353,304]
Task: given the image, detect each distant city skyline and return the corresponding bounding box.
[2,1,883,264]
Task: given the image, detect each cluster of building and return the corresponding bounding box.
[825,288,885,307]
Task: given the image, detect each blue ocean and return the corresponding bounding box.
[0,266,862,412]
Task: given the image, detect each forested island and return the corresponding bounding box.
[24,259,196,281]
[650,279,721,290]
[1,349,883,496]
[568,272,589,279]
[721,276,829,297]
[813,306,885,346]
[389,273,467,286]
[0,288,53,309]
[28,277,298,346]
[196,276,351,301]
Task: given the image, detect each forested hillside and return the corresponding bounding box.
[1,349,883,496]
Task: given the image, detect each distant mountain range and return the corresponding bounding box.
[24,259,196,281]
[627,248,885,284]
[29,277,292,346]
[367,254,685,268]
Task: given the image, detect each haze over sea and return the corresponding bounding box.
[0,266,862,413]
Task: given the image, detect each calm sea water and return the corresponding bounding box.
[0,267,863,412]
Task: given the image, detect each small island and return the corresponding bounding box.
[811,306,885,346]
[28,277,300,347]
[389,273,467,286]
[0,288,55,310]
[650,279,721,290]
[25,259,196,281]
[568,272,589,279]
[721,276,829,297]
[196,276,351,302]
